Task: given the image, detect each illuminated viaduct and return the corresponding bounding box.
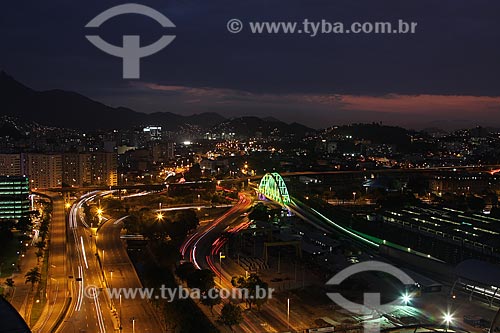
[257,172,291,206]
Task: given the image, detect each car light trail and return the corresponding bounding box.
[81,236,89,269]
[75,266,84,311]
[93,288,106,333]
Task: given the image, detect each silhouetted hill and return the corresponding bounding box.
[212,116,314,138]
[328,123,411,144]
[0,72,225,130]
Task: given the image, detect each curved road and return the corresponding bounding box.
[181,193,311,333]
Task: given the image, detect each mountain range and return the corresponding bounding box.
[0,71,313,136]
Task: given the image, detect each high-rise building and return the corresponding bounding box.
[151,142,175,163]
[25,154,63,189]
[62,152,117,187]
[143,126,162,141]
[91,152,118,186]
[62,153,92,187]
[0,176,30,220]
[0,152,117,188]
[0,153,23,176]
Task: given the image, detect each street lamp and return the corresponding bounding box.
[443,312,454,332]
[352,192,356,202]
[287,298,290,329]
[402,293,411,305]
[219,252,225,284]
[119,293,122,331]
[156,212,164,221]
[97,208,103,223]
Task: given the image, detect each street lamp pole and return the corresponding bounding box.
[219,252,225,284]
[119,293,122,332]
[287,298,290,329]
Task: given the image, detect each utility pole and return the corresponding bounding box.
[219,252,225,284]
[287,298,290,329]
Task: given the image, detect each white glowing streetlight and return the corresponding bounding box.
[402,293,411,305]
[287,298,290,329]
[443,312,454,332]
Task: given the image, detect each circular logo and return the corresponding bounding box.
[227,19,243,33]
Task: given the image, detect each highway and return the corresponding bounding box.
[60,191,115,333]
[180,194,252,272]
[55,191,165,333]
[31,196,69,333]
[181,193,311,333]
[97,215,164,332]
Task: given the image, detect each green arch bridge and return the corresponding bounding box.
[256,173,442,261]
[257,172,291,206]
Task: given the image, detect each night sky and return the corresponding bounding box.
[1,0,500,129]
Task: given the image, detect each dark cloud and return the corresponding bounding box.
[1,0,500,128]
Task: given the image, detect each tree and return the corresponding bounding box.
[248,203,269,222]
[231,273,269,310]
[201,289,222,314]
[16,216,32,233]
[4,278,15,296]
[25,267,41,290]
[5,278,15,288]
[217,303,242,332]
[175,262,196,282]
[123,213,142,234]
[35,240,46,250]
[103,198,124,212]
[154,242,179,269]
[185,163,202,181]
[187,269,215,293]
[36,249,44,263]
[144,220,170,242]
[39,220,49,241]
[173,209,199,231]
[162,301,181,332]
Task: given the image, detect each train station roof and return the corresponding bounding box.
[455,259,500,288]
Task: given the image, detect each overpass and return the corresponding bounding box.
[31,164,500,195]
[256,172,383,248]
[256,172,443,262]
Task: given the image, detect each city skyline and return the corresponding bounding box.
[2,2,500,333]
